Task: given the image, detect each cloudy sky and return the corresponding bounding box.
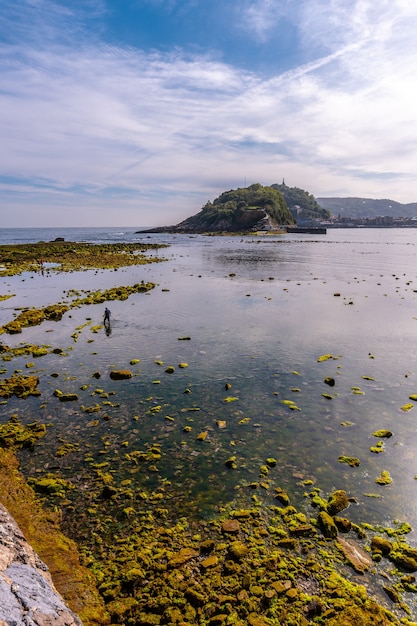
[1,0,417,227]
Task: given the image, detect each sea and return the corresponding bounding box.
[2,226,417,610]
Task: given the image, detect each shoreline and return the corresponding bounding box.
[0,241,416,624]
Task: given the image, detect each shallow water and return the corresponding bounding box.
[2,228,417,535]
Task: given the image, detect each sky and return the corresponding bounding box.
[1,0,417,227]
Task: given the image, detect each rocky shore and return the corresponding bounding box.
[0,502,82,626]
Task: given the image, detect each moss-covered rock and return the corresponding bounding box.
[0,374,40,399]
[327,489,349,516]
[109,370,133,380]
[318,511,338,538]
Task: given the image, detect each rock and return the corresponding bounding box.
[289,524,314,537]
[168,548,199,567]
[271,580,292,594]
[274,487,290,505]
[371,536,393,556]
[58,393,79,402]
[336,537,372,574]
[201,555,218,569]
[327,490,349,516]
[390,549,417,572]
[0,503,82,625]
[334,517,352,533]
[109,370,133,380]
[228,541,248,560]
[318,511,338,539]
[221,520,240,534]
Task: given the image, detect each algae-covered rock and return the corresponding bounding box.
[371,536,393,556]
[201,555,218,569]
[58,393,79,402]
[228,541,248,560]
[372,429,393,438]
[327,489,349,516]
[317,354,333,362]
[274,487,290,505]
[28,474,74,499]
[318,511,338,538]
[0,416,47,450]
[168,548,198,567]
[334,517,351,533]
[375,470,392,485]
[370,441,385,453]
[390,549,417,572]
[109,370,133,380]
[0,374,40,399]
[338,455,360,467]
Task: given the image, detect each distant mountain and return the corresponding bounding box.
[317,197,417,219]
[143,184,294,233]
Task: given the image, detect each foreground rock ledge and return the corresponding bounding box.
[0,503,82,626]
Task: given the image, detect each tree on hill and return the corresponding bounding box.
[272,182,330,220]
[175,183,294,232]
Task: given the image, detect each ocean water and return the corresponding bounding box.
[2,227,417,608]
[0,227,147,245]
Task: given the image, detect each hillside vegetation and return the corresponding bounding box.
[272,183,330,220]
[172,183,294,232]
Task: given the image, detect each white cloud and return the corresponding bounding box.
[238,0,295,42]
[1,0,417,226]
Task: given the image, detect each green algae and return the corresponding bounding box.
[370,441,385,453]
[0,373,41,399]
[376,470,393,485]
[2,304,70,334]
[317,354,334,362]
[28,474,74,499]
[338,455,360,467]
[373,430,393,438]
[0,415,47,449]
[0,240,167,276]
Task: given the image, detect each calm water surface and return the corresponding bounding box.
[1,228,417,538]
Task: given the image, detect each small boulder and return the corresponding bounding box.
[109,370,133,380]
[327,489,349,516]
[221,519,240,534]
[318,511,338,539]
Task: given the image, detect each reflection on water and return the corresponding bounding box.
[2,229,417,532]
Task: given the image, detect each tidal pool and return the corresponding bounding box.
[2,228,417,618]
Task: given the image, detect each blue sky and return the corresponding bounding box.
[1,0,417,226]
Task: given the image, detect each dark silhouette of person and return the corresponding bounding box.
[104,307,111,324]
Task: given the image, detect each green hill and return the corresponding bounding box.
[272,182,331,220]
[146,184,295,233]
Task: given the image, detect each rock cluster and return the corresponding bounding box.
[0,503,82,626]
